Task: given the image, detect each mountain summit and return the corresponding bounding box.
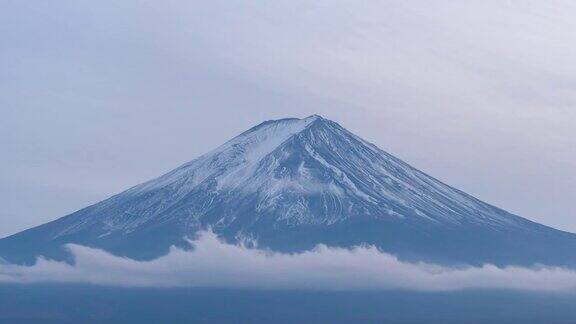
[2,115,576,266]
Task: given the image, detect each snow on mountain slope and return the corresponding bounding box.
[1,115,575,266]
[58,115,518,232]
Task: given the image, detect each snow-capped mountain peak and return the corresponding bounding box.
[51,115,527,232]
[2,115,575,267]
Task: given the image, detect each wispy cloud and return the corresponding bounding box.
[1,231,576,291]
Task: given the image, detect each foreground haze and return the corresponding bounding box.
[2,286,576,323]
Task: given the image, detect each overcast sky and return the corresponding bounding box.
[1,0,575,238]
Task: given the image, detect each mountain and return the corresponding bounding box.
[1,115,575,266]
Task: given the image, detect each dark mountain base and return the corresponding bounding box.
[240,219,576,267]
[1,284,576,324]
[3,218,576,268]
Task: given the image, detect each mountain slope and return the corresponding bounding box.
[1,115,575,266]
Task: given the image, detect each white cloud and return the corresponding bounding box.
[1,231,576,291]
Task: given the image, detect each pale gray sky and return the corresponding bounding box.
[1,0,575,238]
